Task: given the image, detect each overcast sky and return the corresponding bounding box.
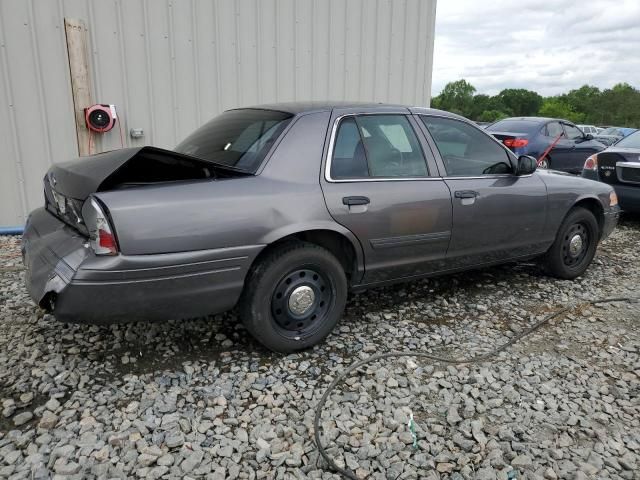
[432,0,640,97]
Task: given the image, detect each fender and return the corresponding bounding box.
[259,221,366,282]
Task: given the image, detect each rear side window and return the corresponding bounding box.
[175,109,293,173]
[330,115,428,179]
[421,116,513,176]
[563,124,583,140]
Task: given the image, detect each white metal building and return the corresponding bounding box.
[0,0,437,227]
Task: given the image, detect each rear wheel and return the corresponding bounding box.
[238,241,347,353]
[542,207,599,279]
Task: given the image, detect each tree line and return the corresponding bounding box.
[431,79,640,128]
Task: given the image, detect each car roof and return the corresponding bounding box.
[494,116,573,124]
[230,101,465,119]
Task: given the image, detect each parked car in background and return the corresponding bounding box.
[486,117,606,173]
[582,130,640,212]
[577,124,602,135]
[593,127,638,146]
[22,103,619,352]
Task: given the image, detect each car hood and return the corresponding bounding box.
[536,170,613,208]
[536,169,612,191]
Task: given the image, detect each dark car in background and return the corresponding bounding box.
[486,117,606,173]
[22,103,619,352]
[582,130,640,212]
[593,127,638,146]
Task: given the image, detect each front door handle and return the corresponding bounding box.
[454,190,478,199]
[342,196,370,206]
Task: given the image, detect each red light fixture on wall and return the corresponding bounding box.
[83,104,124,154]
[85,104,117,133]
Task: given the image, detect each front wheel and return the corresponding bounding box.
[538,156,551,169]
[238,242,347,353]
[542,207,599,279]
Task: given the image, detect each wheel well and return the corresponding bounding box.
[252,230,358,280]
[574,198,604,235]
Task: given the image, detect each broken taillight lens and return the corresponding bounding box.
[87,198,118,256]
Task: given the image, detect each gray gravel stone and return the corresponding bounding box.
[13,411,33,426]
[0,220,638,479]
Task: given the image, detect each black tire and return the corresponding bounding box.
[543,207,599,279]
[238,241,348,353]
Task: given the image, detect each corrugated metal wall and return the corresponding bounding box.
[0,0,437,226]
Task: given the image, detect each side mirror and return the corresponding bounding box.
[516,155,537,176]
[584,133,594,140]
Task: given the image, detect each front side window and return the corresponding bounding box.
[563,124,583,140]
[330,115,428,179]
[175,109,293,172]
[420,116,513,176]
[545,122,564,138]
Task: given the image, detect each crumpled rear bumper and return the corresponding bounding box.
[22,208,261,324]
[22,208,89,309]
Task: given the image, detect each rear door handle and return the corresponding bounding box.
[342,196,370,206]
[454,190,478,199]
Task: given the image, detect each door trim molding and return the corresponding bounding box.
[370,231,451,249]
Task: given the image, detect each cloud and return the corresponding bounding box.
[432,0,640,96]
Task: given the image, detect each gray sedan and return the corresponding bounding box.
[22,102,619,352]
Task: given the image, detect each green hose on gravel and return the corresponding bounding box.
[313,296,638,479]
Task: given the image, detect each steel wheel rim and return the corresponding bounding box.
[562,222,589,267]
[271,268,332,337]
[539,159,549,169]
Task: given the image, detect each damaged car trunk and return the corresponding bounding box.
[44,146,248,233]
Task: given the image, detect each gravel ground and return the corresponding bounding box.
[0,217,638,480]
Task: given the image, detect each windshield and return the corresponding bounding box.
[614,131,640,149]
[600,127,622,136]
[486,119,538,134]
[175,109,293,172]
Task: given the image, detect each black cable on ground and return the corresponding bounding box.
[313,296,638,479]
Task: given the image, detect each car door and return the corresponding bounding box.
[543,121,575,172]
[320,108,453,284]
[562,122,593,173]
[417,115,548,269]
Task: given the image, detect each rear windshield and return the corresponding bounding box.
[486,119,538,134]
[175,109,293,172]
[614,131,640,149]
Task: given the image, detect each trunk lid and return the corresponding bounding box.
[597,148,640,185]
[44,146,249,233]
[487,131,530,153]
[487,131,528,142]
[48,146,247,200]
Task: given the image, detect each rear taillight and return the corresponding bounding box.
[584,154,598,171]
[503,138,529,148]
[87,198,118,256]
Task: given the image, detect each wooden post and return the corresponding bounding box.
[64,18,92,156]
